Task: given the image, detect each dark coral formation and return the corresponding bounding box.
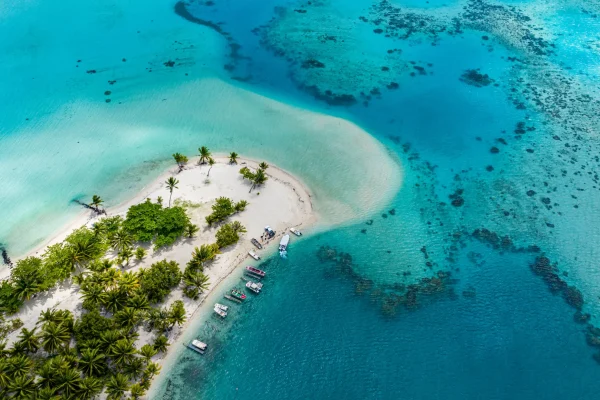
[459,69,494,87]
[317,245,454,317]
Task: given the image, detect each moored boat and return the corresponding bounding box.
[245,266,266,277]
[214,303,228,318]
[290,227,302,236]
[279,234,290,258]
[231,288,247,301]
[186,339,208,354]
[251,238,263,249]
[248,250,261,260]
[245,280,263,294]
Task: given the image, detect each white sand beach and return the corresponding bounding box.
[1,157,315,382]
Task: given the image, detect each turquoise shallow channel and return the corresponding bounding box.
[3,0,600,399]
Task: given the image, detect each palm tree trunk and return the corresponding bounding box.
[208,166,213,177]
[249,183,255,193]
[169,191,173,208]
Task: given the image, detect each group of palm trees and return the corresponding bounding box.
[240,161,269,193]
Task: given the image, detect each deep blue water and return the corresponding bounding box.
[157,1,600,398]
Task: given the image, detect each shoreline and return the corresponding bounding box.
[1,156,318,398]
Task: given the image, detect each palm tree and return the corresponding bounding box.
[229,152,239,164]
[17,327,40,354]
[111,339,137,367]
[143,361,161,380]
[67,238,96,273]
[78,376,103,398]
[110,230,132,253]
[183,270,210,295]
[258,161,269,170]
[35,387,58,400]
[117,245,134,266]
[250,168,268,193]
[7,354,32,378]
[207,157,215,177]
[114,308,139,331]
[55,367,82,398]
[90,195,104,213]
[188,244,220,272]
[0,359,9,388]
[165,177,179,207]
[103,289,125,314]
[198,146,211,164]
[12,278,39,301]
[168,301,186,328]
[78,348,106,377]
[230,221,247,234]
[129,382,146,399]
[100,330,121,353]
[172,152,188,172]
[134,247,146,262]
[127,293,149,312]
[105,373,129,400]
[41,322,70,354]
[123,357,144,380]
[80,283,107,310]
[7,375,36,398]
[153,335,169,353]
[138,344,157,362]
[234,200,248,213]
[184,224,199,238]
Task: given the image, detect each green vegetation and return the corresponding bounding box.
[185,224,199,238]
[139,260,181,304]
[123,199,190,250]
[215,221,246,249]
[239,164,269,193]
[205,197,248,226]
[198,146,211,165]
[134,247,146,262]
[229,152,238,164]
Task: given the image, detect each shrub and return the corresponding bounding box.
[139,260,182,303]
[215,223,240,248]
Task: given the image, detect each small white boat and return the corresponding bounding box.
[248,250,261,260]
[187,339,208,354]
[279,234,290,258]
[290,227,302,236]
[214,303,228,318]
[246,280,263,293]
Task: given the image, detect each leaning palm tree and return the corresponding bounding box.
[90,195,104,213]
[207,157,215,177]
[258,161,269,170]
[250,167,268,193]
[165,177,179,207]
[16,327,40,354]
[7,374,36,398]
[105,373,129,400]
[41,322,70,355]
[143,361,161,381]
[78,348,106,377]
[229,152,239,164]
[198,146,211,164]
[172,152,188,172]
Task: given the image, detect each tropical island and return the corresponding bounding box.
[0,149,314,399]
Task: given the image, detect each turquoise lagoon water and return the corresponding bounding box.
[4,0,600,399]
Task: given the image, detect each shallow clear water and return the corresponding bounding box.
[3,0,600,399]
